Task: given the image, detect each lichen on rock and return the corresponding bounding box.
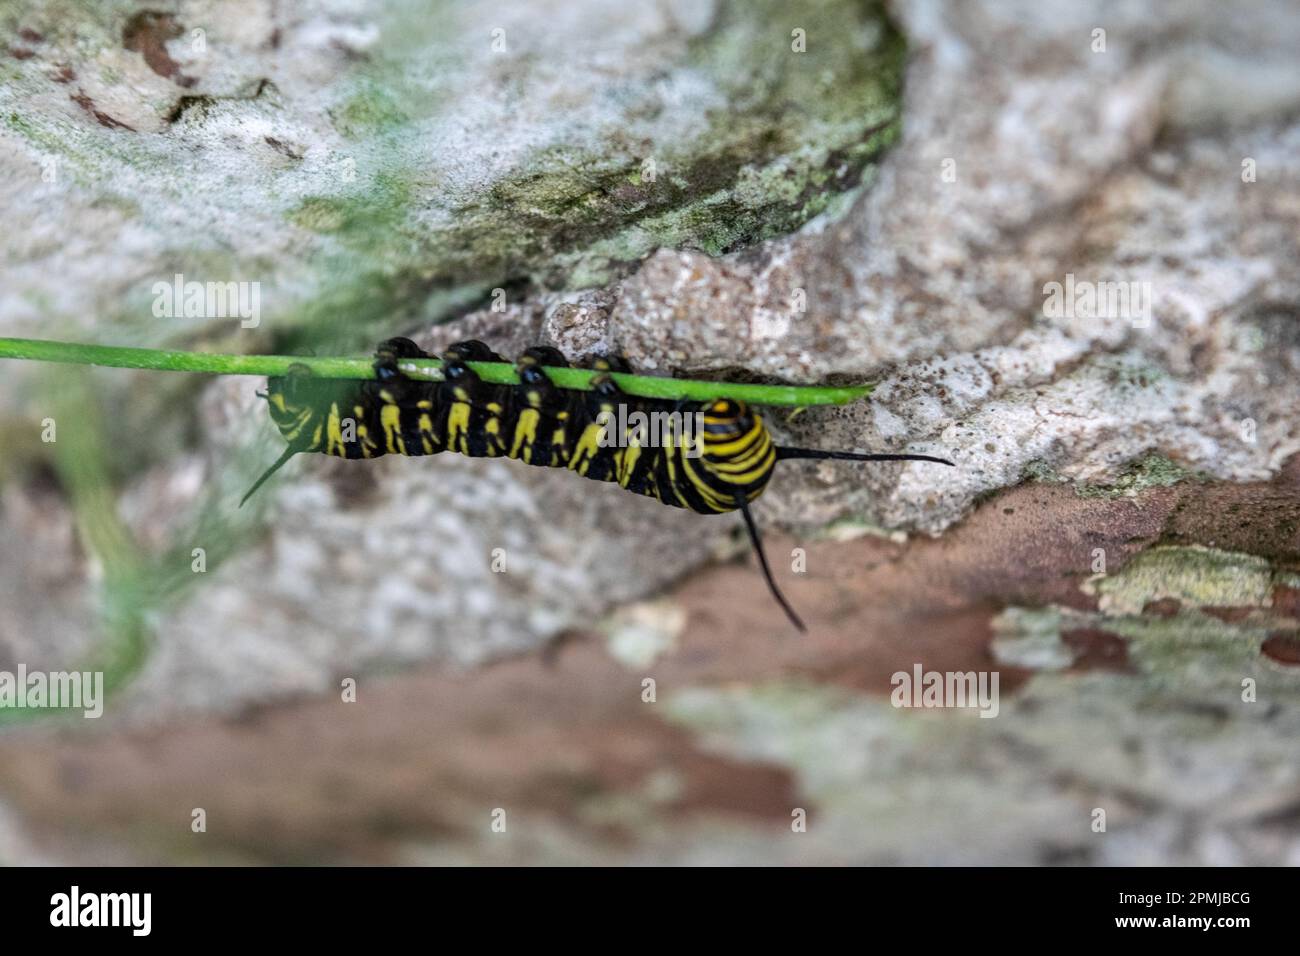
[1,0,1300,868]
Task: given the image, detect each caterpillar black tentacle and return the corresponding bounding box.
[247,340,955,631]
[737,495,806,633]
[774,447,955,466]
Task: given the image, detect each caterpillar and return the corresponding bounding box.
[245,338,954,632]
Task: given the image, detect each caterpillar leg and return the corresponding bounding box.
[520,345,570,367]
[508,346,572,466]
[592,356,672,502]
[581,355,647,486]
[441,340,508,456]
[592,354,632,374]
[587,355,631,411]
[370,336,433,402]
[585,354,631,403]
[369,338,434,421]
[374,337,431,378]
[366,338,432,452]
[584,356,686,506]
[515,346,569,405]
[444,339,505,366]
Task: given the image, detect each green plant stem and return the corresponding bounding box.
[0,337,872,406]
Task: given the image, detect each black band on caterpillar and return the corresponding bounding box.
[245,340,955,633]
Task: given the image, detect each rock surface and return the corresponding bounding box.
[0,0,1298,864]
[2,463,1298,865]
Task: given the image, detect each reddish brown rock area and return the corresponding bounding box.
[1,458,1296,864]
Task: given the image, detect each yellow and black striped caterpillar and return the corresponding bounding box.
[246,338,953,631]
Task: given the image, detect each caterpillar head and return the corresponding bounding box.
[696,398,776,498]
[700,398,753,436]
[697,398,955,635]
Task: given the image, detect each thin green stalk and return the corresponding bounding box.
[0,337,872,406]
